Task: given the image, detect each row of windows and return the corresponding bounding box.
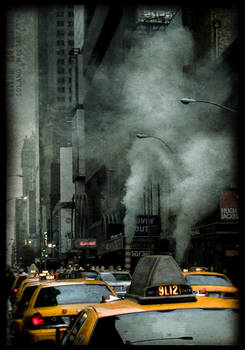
[57,87,72,93]
[57,21,73,27]
[57,40,74,46]
[57,96,73,102]
[56,12,73,17]
[57,30,74,37]
[57,58,74,65]
[57,68,73,74]
[57,77,72,83]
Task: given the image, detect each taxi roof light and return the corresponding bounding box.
[127,255,196,304]
[189,267,209,272]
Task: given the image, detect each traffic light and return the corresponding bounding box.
[41,248,48,258]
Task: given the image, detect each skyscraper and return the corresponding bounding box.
[37,5,74,246]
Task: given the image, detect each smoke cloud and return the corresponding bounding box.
[120,25,237,262]
[87,20,237,263]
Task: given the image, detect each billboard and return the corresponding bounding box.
[135,215,161,236]
[220,190,239,221]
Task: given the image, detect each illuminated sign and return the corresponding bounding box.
[79,239,96,247]
[146,284,193,297]
[220,190,239,221]
[72,239,96,249]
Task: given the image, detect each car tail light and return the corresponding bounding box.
[31,313,45,326]
[198,288,207,295]
[14,288,18,293]
[235,290,240,298]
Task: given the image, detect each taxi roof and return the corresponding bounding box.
[36,279,111,287]
[85,296,239,319]
[184,271,229,276]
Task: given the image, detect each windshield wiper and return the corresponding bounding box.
[126,336,193,344]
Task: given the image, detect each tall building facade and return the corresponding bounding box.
[37,5,75,256]
[6,7,38,266]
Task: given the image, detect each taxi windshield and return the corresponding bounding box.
[90,309,239,346]
[185,274,232,286]
[34,284,114,307]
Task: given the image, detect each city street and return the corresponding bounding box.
[5,4,239,346]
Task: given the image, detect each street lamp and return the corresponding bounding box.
[6,196,28,203]
[180,97,238,113]
[136,134,174,153]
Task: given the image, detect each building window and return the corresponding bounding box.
[68,40,74,46]
[57,68,65,74]
[57,40,65,46]
[57,21,64,26]
[57,96,65,102]
[68,31,74,36]
[57,59,65,64]
[58,87,65,93]
[57,49,65,55]
[68,11,74,17]
[57,30,64,37]
[58,77,65,83]
[56,12,64,17]
[68,21,73,27]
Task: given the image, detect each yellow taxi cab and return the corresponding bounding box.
[12,280,43,333]
[15,277,119,345]
[183,267,239,298]
[11,272,28,303]
[14,276,40,307]
[61,255,240,346]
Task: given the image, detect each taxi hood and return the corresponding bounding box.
[127,255,188,297]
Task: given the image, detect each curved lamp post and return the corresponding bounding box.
[6,196,28,203]
[136,133,174,153]
[180,97,238,113]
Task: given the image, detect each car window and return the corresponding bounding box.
[112,273,131,281]
[19,285,38,307]
[185,274,232,286]
[84,271,99,279]
[100,272,117,283]
[34,284,114,307]
[16,276,27,288]
[90,309,239,346]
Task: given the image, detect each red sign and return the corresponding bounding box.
[79,239,96,247]
[220,190,239,221]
